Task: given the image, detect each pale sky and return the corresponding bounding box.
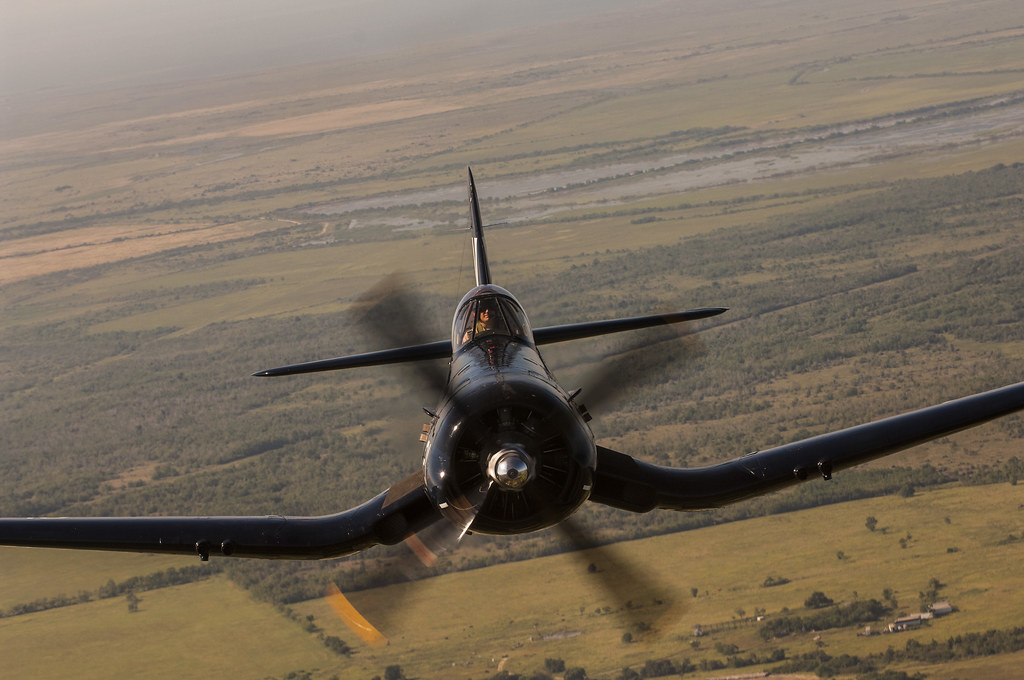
[1,0,657,96]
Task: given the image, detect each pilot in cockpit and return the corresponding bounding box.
[474,302,498,336]
[462,301,499,344]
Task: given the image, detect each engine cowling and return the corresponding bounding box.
[424,375,594,535]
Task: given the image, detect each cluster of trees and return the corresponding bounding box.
[772,626,1024,676]
[272,604,352,658]
[759,598,891,641]
[481,658,589,680]
[508,625,1024,679]
[773,650,905,678]
[1,564,221,618]
[919,577,945,606]
[1,590,96,618]
[612,648,786,679]
[805,591,835,609]
[896,627,1024,662]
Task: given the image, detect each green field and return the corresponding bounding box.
[0,575,341,679]
[2,0,1024,677]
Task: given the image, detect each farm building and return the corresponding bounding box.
[889,614,925,632]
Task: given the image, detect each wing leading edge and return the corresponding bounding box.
[0,472,440,560]
[591,380,1024,512]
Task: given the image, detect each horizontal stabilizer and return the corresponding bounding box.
[253,308,725,376]
[253,340,451,377]
[533,308,727,345]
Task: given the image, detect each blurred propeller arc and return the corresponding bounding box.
[572,318,707,416]
[555,516,685,639]
[350,272,450,396]
[325,485,490,643]
[549,320,702,636]
[325,583,389,648]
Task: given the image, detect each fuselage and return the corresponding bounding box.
[422,285,596,534]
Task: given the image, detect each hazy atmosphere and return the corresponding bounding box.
[1,0,655,95]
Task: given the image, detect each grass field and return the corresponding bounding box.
[2,483,1021,679]
[301,483,1024,679]
[0,577,340,680]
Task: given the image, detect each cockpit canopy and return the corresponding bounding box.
[452,286,534,350]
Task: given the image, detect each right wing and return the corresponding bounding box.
[0,472,441,560]
[590,380,1024,512]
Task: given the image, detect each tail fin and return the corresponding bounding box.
[467,167,491,286]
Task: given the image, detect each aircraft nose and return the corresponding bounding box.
[487,446,533,490]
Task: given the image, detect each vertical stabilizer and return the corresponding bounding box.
[467,167,492,286]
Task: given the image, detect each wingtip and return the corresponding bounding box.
[252,367,286,377]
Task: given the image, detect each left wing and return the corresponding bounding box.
[0,472,440,560]
[590,380,1024,512]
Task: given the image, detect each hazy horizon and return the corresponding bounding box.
[1,0,662,97]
